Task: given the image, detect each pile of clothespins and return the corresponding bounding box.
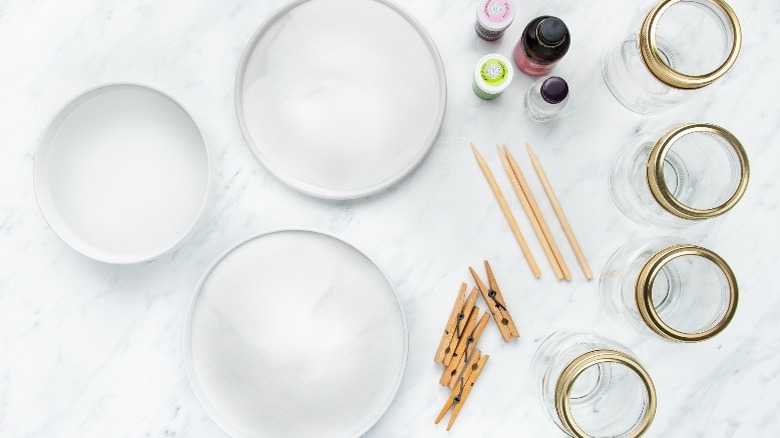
[433,260,519,430]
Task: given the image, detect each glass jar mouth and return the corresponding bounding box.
[635,244,738,342]
[555,349,657,438]
[646,123,749,220]
[639,0,741,89]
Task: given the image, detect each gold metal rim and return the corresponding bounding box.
[639,0,742,89]
[646,123,749,220]
[636,244,738,342]
[554,349,657,438]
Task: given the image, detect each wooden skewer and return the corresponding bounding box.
[444,312,489,389]
[526,143,593,280]
[439,307,478,386]
[435,350,489,431]
[503,145,572,281]
[497,145,564,280]
[471,143,541,278]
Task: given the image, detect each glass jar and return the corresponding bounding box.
[600,237,738,343]
[602,0,742,114]
[531,329,657,438]
[609,122,749,228]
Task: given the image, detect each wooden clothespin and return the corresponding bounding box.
[441,312,489,389]
[434,283,479,366]
[438,306,478,386]
[470,260,520,342]
[435,349,489,431]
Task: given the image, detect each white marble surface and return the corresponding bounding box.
[1,0,779,436]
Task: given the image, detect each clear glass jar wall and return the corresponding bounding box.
[602,0,741,114]
[609,123,749,228]
[531,330,656,438]
[600,238,738,343]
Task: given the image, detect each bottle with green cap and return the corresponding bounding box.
[472,54,514,100]
[513,16,570,76]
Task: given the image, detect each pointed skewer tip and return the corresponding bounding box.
[526,142,536,158]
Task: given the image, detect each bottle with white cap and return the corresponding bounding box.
[474,0,515,41]
[524,76,569,121]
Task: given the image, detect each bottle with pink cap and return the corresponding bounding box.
[474,0,515,41]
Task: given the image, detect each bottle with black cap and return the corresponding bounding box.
[524,76,569,122]
[513,16,570,76]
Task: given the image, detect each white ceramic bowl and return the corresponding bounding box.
[184,229,408,437]
[34,83,211,263]
[236,0,447,199]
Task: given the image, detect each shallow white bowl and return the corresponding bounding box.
[34,83,211,264]
[184,229,408,438]
[236,0,447,199]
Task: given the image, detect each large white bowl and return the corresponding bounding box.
[34,83,211,263]
[184,229,408,437]
[236,0,447,199]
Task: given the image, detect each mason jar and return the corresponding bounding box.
[531,330,657,438]
[609,122,749,228]
[600,237,738,343]
[602,0,742,114]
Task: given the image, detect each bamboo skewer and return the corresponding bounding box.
[498,145,565,280]
[503,145,572,281]
[470,143,541,278]
[526,143,593,280]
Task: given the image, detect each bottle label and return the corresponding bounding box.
[473,80,498,100]
[514,46,554,76]
[474,22,504,41]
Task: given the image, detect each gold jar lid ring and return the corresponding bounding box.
[636,244,738,342]
[647,123,749,220]
[639,0,742,89]
[555,349,657,438]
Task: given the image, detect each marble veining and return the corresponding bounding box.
[1,0,779,436]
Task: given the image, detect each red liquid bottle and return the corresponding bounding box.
[513,16,570,77]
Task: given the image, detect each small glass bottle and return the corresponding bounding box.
[600,237,738,342]
[474,0,515,41]
[472,54,514,100]
[609,122,749,228]
[524,76,569,122]
[513,16,570,76]
[530,329,657,438]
